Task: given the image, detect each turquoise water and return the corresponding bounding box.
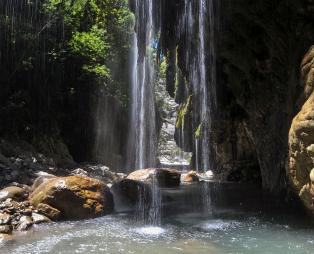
[1,183,313,254]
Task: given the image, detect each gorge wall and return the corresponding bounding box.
[152,0,314,202]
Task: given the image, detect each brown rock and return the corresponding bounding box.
[0,186,28,202]
[30,176,114,220]
[288,46,314,216]
[310,169,314,183]
[0,225,12,234]
[182,171,199,183]
[127,168,181,187]
[37,203,61,220]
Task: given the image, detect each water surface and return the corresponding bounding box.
[1,183,313,254]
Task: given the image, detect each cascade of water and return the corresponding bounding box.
[180,0,218,215]
[148,173,161,225]
[129,0,161,225]
[199,0,218,216]
[128,0,157,170]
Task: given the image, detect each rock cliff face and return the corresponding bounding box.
[218,0,312,193]
[152,0,314,196]
[289,47,314,216]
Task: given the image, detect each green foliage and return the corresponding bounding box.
[42,0,133,102]
[176,95,192,129]
[195,124,202,139]
[69,26,110,79]
[0,0,133,138]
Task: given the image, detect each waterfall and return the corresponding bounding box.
[180,0,218,215]
[128,0,157,170]
[199,0,218,215]
[195,0,218,174]
[129,0,161,225]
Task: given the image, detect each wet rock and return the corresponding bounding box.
[0,186,28,202]
[31,172,56,191]
[32,212,51,224]
[111,179,150,205]
[30,176,114,220]
[206,170,214,178]
[0,225,12,234]
[0,233,13,242]
[0,213,11,225]
[111,179,151,213]
[182,171,199,183]
[17,216,33,231]
[310,169,314,183]
[71,168,88,177]
[127,168,181,187]
[78,165,126,185]
[36,203,61,220]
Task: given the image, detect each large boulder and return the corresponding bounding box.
[127,168,181,188]
[29,176,114,220]
[288,46,314,216]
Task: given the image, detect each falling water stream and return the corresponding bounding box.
[128,0,161,225]
[181,0,219,215]
[128,0,157,170]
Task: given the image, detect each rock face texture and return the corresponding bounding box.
[30,176,114,220]
[288,47,314,215]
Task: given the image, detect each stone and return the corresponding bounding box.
[0,233,13,242]
[0,225,12,234]
[206,170,214,178]
[30,176,114,220]
[71,168,88,176]
[17,216,33,231]
[288,46,314,216]
[31,172,56,191]
[0,213,11,225]
[182,171,199,183]
[0,186,28,202]
[36,203,61,220]
[127,168,181,188]
[310,169,314,183]
[31,212,51,224]
[110,179,152,213]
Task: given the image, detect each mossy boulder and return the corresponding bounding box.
[29,176,114,220]
[127,168,181,188]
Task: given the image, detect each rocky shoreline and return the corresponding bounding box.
[0,147,207,244]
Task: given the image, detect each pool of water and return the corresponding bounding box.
[1,183,314,254]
